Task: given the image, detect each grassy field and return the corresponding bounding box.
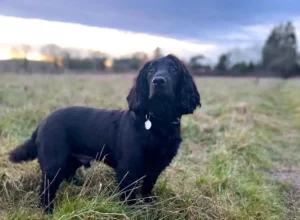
[0,73,300,220]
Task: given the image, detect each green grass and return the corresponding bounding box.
[0,74,300,219]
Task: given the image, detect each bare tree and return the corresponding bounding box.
[132,51,148,69]
[89,50,106,72]
[189,54,209,72]
[10,44,31,73]
[61,50,71,71]
[19,44,31,58]
[20,44,31,73]
[41,44,63,72]
[153,47,163,59]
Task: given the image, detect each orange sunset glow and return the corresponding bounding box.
[0,46,63,66]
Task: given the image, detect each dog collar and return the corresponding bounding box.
[144,113,180,130]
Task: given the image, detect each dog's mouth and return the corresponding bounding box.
[149,91,164,98]
[149,88,174,100]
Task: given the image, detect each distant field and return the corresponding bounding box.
[0,73,300,220]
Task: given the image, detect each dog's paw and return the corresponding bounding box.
[119,194,137,206]
[124,199,137,206]
[141,194,157,204]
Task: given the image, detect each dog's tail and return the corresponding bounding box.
[9,127,38,163]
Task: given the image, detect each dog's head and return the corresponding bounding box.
[127,54,201,118]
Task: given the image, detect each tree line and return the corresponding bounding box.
[0,21,299,77]
[190,21,299,78]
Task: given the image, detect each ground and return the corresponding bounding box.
[0,74,299,220]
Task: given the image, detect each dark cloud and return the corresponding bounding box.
[0,0,299,42]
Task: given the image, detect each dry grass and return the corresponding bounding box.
[0,73,300,219]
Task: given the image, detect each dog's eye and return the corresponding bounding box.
[170,67,177,73]
[149,68,155,74]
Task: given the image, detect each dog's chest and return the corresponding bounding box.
[142,134,181,159]
[137,121,182,161]
[141,137,180,173]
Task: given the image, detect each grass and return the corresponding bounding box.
[0,73,300,219]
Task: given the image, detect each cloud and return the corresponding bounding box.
[2,1,300,41]
[1,12,300,63]
[0,15,217,60]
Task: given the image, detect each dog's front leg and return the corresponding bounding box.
[141,172,160,203]
[116,164,142,205]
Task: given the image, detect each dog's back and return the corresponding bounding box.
[9,106,127,166]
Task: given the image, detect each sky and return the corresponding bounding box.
[1,1,300,62]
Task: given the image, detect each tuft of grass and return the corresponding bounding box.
[1,74,300,219]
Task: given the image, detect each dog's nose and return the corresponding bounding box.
[152,76,166,85]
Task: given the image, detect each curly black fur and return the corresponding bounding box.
[8,54,201,213]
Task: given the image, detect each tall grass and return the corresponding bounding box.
[0,74,299,219]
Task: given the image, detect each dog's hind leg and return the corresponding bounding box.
[39,167,65,213]
[64,157,85,186]
[38,137,70,213]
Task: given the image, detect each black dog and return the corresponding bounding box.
[8,54,201,212]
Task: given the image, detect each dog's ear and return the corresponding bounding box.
[178,62,201,114]
[167,54,201,115]
[127,61,150,112]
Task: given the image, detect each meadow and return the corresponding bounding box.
[0,73,300,220]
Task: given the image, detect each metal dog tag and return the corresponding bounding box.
[145,119,152,130]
